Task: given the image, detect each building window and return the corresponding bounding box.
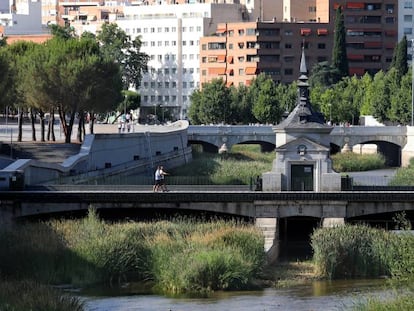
[172,41,176,46]
[404,1,413,8]
[158,41,162,46]
[404,15,413,22]
[137,28,141,33]
[202,69,206,76]
[385,17,395,24]
[385,4,394,13]
[238,29,245,35]
[197,26,201,32]
[284,30,293,36]
[151,82,155,88]
[189,26,194,32]
[229,43,233,49]
[284,68,293,75]
[165,27,169,32]
[164,68,169,74]
[285,43,292,49]
[172,68,177,74]
[317,43,326,49]
[151,41,155,47]
[151,27,155,33]
[157,27,162,33]
[158,82,162,88]
[317,56,327,62]
[165,41,169,46]
[309,6,316,12]
[158,55,162,61]
[202,44,207,50]
[183,82,187,88]
[189,40,194,46]
[182,27,186,32]
[239,68,244,75]
[172,27,176,32]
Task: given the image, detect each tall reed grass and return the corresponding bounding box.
[0,210,265,295]
[389,158,414,186]
[311,224,414,281]
[331,153,386,172]
[0,280,84,311]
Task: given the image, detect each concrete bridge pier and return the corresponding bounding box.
[255,217,279,264]
[402,126,414,167]
[322,217,345,228]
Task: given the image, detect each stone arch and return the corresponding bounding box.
[188,140,219,153]
[356,140,401,167]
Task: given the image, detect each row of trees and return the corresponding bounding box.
[189,64,413,126]
[0,24,148,143]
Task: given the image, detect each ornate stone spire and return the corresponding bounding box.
[275,44,326,129]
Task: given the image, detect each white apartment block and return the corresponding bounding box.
[0,0,43,35]
[115,3,247,120]
[399,0,414,63]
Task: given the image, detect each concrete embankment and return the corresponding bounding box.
[0,121,192,190]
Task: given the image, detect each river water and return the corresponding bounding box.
[81,279,393,311]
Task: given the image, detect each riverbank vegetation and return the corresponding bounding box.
[170,144,274,185]
[331,152,385,172]
[0,209,265,309]
[389,158,414,186]
[1,212,414,309]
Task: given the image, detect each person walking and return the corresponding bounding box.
[159,166,169,192]
[153,166,162,192]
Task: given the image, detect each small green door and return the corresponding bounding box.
[291,165,314,191]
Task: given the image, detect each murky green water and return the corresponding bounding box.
[81,279,394,311]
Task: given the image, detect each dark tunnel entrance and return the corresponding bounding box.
[278,217,320,261]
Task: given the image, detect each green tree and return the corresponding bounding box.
[228,84,255,124]
[3,41,37,141]
[369,70,391,123]
[359,73,374,116]
[97,23,149,89]
[249,74,283,124]
[390,36,408,84]
[332,6,348,78]
[188,79,231,124]
[389,70,411,124]
[309,61,342,88]
[188,89,203,124]
[48,24,76,40]
[29,37,123,143]
[0,49,13,113]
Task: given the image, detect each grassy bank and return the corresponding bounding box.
[0,210,265,294]
[169,145,274,185]
[331,152,385,172]
[311,224,414,280]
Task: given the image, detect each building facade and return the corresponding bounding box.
[200,21,332,85]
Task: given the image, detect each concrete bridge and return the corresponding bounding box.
[188,125,409,166]
[2,188,414,262]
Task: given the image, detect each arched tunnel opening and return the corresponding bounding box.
[330,141,401,167]
[278,217,320,261]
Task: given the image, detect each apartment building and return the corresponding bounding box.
[115,3,252,119]
[201,0,399,87]
[398,0,414,62]
[200,21,332,86]
[0,0,48,39]
[330,0,398,76]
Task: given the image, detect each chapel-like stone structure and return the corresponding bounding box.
[262,48,341,191]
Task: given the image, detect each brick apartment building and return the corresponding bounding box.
[200,0,399,85]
